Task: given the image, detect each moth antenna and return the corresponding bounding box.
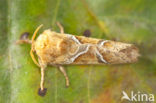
[31,24,43,43]
[30,24,43,67]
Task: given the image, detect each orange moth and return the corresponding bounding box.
[17,22,140,96]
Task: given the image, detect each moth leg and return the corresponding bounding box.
[40,67,45,91]
[56,22,64,34]
[38,59,47,96]
[38,66,47,96]
[16,39,32,44]
[58,66,70,87]
[16,32,32,44]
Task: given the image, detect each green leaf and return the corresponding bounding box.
[0,0,156,103]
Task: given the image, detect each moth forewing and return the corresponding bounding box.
[35,30,139,65]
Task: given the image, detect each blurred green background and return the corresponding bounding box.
[0,0,156,103]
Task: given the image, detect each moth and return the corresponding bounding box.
[17,22,140,96]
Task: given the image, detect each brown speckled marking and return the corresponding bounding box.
[66,36,108,64]
[73,46,98,64]
[96,49,107,63]
[67,44,90,64]
[119,45,138,58]
[74,36,99,44]
[97,40,110,46]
